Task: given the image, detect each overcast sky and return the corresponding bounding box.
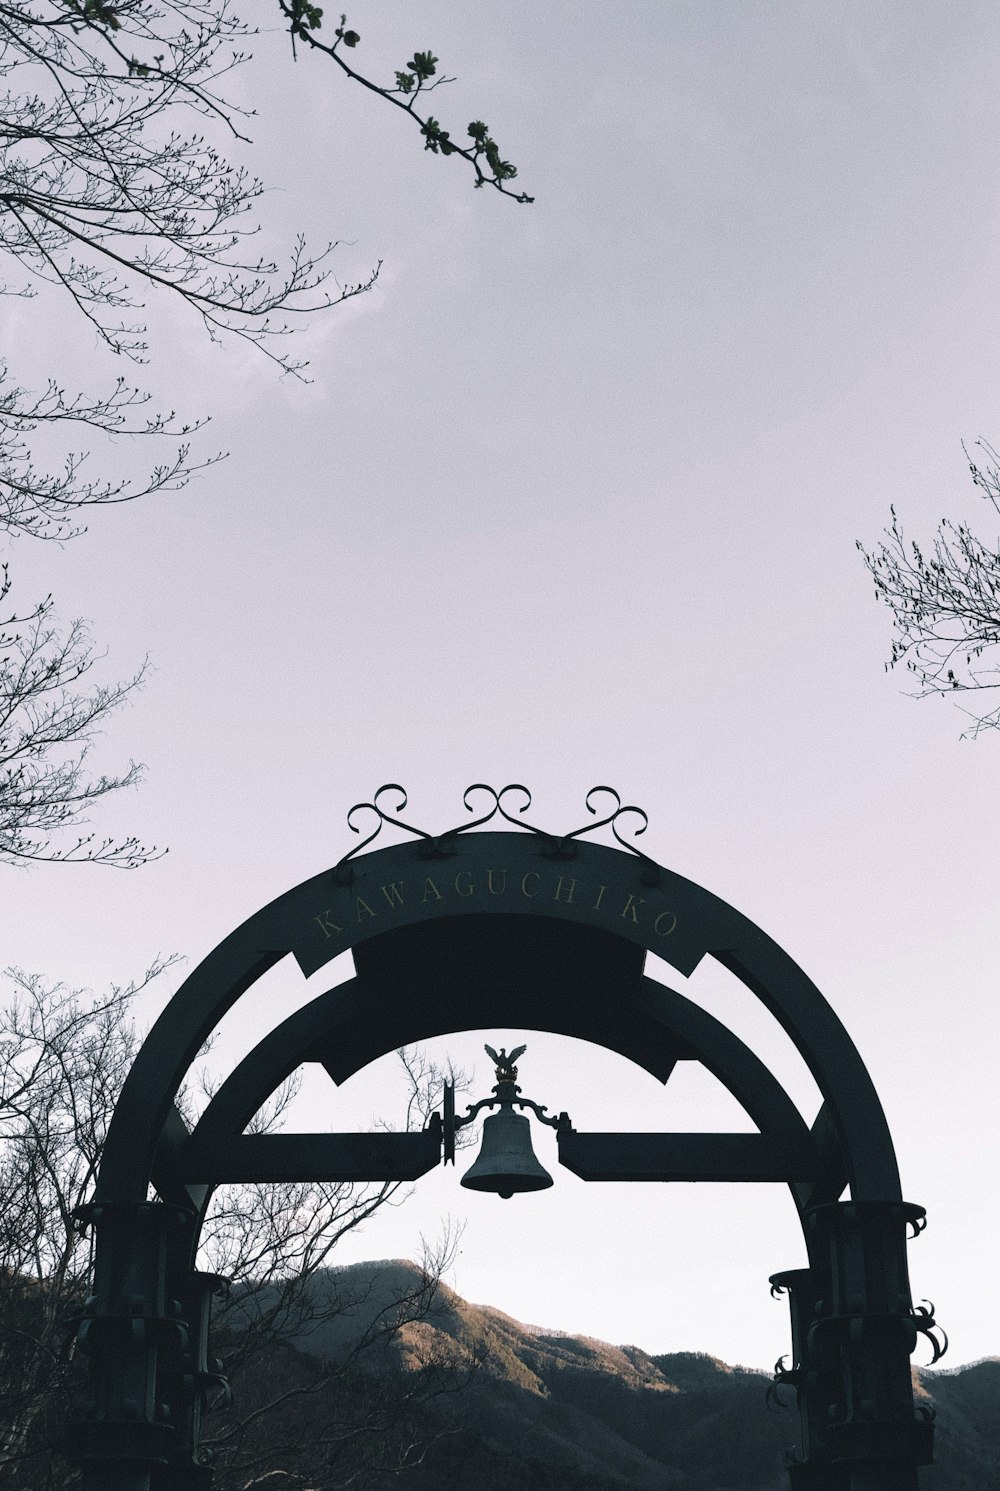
[5,2,1000,1368]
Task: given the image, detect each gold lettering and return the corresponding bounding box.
[521,871,540,898]
[355,895,376,921]
[654,910,677,937]
[314,909,344,939]
[593,884,607,911]
[422,877,443,903]
[487,868,508,896]
[620,894,645,923]
[381,881,405,910]
[553,875,577,905]
[454,870,474,897]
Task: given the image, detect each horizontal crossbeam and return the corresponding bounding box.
[558,1131,816,1182]
[180,1129,441,1183]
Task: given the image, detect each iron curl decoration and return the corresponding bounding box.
[562,785,653,867]
[766,1355,800,1412]
[332,783,658,877]
[440,783,550,843]
[556,785,658,882]
[333,784,434,882]
[913,1301,948,1365]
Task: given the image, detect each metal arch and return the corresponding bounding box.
[163,965,820,1238]
[96,832,900,1206]
[186,971,810,1155]
[71,825,936,1491]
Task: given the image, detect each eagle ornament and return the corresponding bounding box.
[484,1043,526,1083]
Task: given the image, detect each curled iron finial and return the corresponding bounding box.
[332,784,657,876]
[334,785,434,881]
[561,786,654,875]
[766,1356,799,1411]
[913,1301,948,1364]
[564,786,649,850]
[442,783,549,841]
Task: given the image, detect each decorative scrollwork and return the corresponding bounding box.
[767,1356,800,1411]
[333,784,434,882]
[332,783,657,879]
[563,785,650,853]
[913,1301,948,1364]
[441,783,549,841]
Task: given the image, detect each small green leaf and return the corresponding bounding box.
[420,117,449,153]
[408,50,438,80]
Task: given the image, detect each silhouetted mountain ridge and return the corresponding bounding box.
[269,1260,1000,1490]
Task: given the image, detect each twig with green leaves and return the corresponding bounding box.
[280,8,534,203]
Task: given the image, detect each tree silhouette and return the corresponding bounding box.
[859,442,1000,738]
[0,969,470,1487]
[0,1,529,862]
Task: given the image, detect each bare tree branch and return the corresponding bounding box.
[0,967,473,1487]
[858,441,1000,738]
[0,565,160,865]
[0,960,175,1478]
[276,7,534,204]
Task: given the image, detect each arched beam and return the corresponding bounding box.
[164,957,824,1226]
[97,833,900,1205]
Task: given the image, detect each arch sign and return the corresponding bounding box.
[67,786,944,1491]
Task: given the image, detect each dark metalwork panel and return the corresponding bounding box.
[632,977,812,1152]
[66,1199,203,1491]
[182,916,669,1185]
[298,826,716,980]
[180,978,369,1159]
[97,945,287,1203]
[342,914,667,1081]
[805,1101,850,1207]
[712,947,900,1204]
[97,831,900,1207]
[772,1203,941,1491]
[179,1129,441,1183]
[558,1131,816,1182]
[72,802,931,1491]
[151,1102,210,1214]
[186,940,814,1210]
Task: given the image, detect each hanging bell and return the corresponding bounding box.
[460,1106,554,1199]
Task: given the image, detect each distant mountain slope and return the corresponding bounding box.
[267,1260,999,1491]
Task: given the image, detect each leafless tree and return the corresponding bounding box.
[1,1,529,540]
[0,1,377,540]
[0,969,471,1489]
[859,441,1000,738]
[0,962,173,1481]
[1,2,529,864]
[0,568,158,865]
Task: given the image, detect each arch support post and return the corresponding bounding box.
[774,1202,937,1490]
[66,1200,211,1491]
